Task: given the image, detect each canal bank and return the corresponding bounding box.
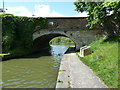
[56,48,107,88]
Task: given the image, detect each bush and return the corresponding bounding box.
[1,14,47,55]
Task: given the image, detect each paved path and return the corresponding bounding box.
[56,52,107,88]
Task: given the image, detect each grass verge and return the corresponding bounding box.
[1,48,33,60]
[76,35,118,88]
[0,53,10,57]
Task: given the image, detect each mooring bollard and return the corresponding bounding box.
[80,46,91,57]
[80,46,87,56]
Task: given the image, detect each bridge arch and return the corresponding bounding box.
[32,17,104,52]
[33,31,77,52]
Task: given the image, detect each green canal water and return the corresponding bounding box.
[2,45,70,88]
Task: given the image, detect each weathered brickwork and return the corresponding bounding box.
[33,17,104,51]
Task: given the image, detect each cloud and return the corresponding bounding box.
[1,0,77,2]
[4,4,64,17]
[5,6,32,16]
[33,4,88,17]
[73,12,89,17]
[3,4,88,17]
[34,4,64,17]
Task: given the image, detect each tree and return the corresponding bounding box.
[0,8,3,12]
[74,1,120,36]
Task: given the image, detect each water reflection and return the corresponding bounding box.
[2,45,69,88]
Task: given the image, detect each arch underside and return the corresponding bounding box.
[33,33,76,52]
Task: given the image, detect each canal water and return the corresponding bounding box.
[2,45,70,88]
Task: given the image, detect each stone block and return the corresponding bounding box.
[80,46,91,57]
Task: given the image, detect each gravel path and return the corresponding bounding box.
[56,52,107,88]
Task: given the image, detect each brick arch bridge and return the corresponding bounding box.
[33,17,104,51]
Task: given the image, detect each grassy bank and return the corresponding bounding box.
[1,48,33,60]
[76,35,118,88]
[0,54,10,57]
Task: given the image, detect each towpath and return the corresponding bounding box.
[56,49,107,88]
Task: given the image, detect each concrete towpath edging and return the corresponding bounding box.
[56,51,107,88]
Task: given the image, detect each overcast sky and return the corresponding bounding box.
[0,0,88,17]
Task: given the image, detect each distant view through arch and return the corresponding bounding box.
[50,36,75,46]
[33,33,76,53]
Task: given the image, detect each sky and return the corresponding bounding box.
[0,0,88,17]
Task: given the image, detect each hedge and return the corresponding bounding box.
[1,14,47,55]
